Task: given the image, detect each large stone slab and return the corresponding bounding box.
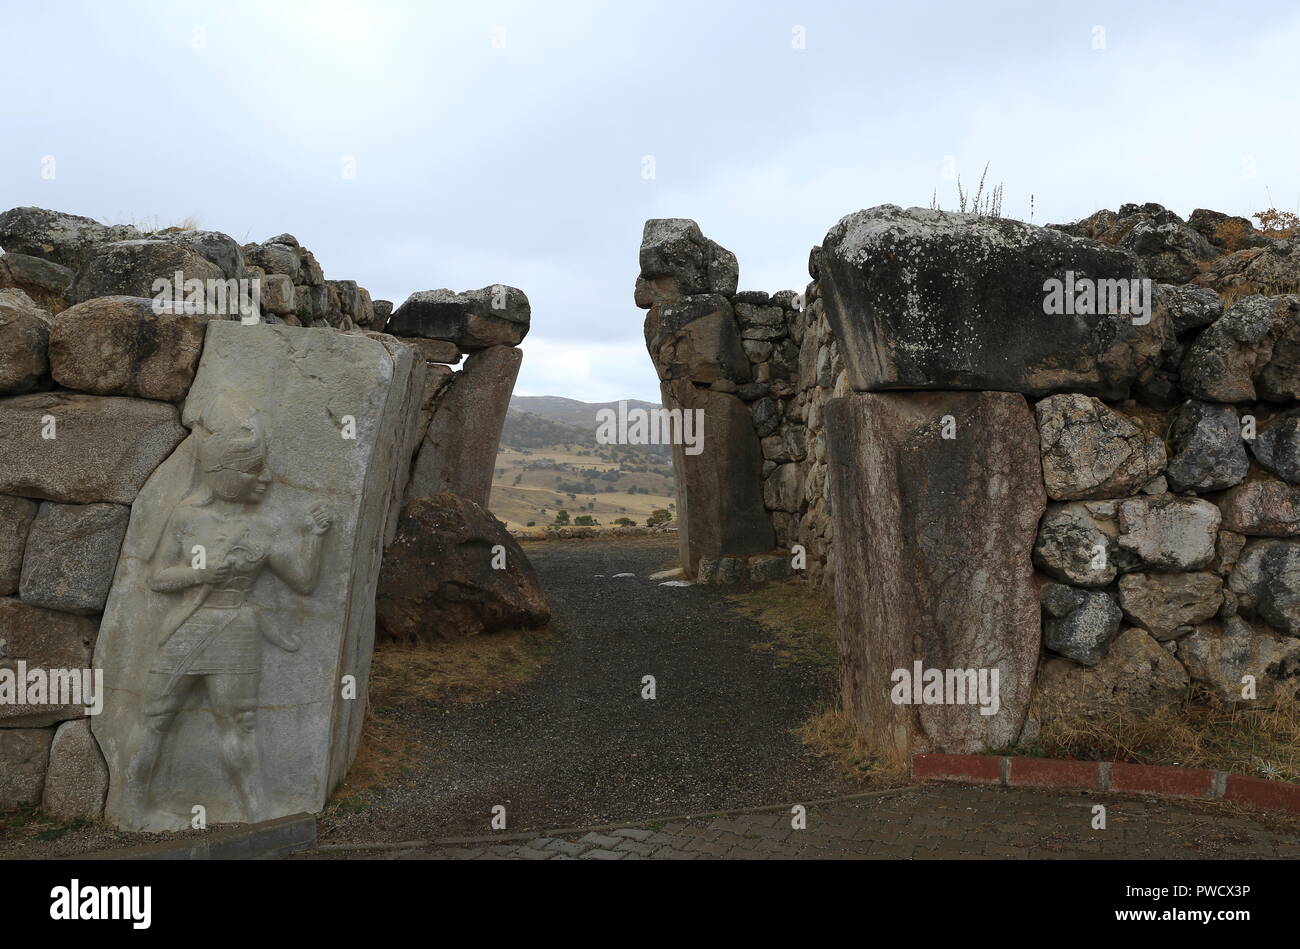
[826,390,1045,758]
[0,392,186,504]
[42,719,109,821]
[0,496,39,595]
[406,345,521,509]
[662,378,774,576]
[819,205,1160,397]
[0,728,53,809]
[92,321,421,831]
[0,597,99,726]
[19,502,130,614]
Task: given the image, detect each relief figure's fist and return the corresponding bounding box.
[307,501,331,535]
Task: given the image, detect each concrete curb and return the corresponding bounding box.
[73,813,317,860]
[913,753,1300,816]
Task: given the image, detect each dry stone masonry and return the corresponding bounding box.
[0,206,544,826]
[640,201,1300,759]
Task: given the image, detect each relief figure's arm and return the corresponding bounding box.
[148,514,214,592]
[269,502,331,595]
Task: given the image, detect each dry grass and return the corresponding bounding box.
[728,581,909,787]
[798,706,912,789]
[330,624,559,804]
[728,580,838,675]
[1026,688,1300,784]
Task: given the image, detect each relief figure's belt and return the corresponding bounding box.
[204,589,248,609]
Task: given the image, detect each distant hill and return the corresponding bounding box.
[509,395,662,430]
[491,395,676,529]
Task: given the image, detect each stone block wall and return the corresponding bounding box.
[640,203,1300,753]
[0,206,528,827]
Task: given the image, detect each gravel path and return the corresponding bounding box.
[317,536,849,844]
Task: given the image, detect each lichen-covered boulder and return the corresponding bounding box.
[1181,294,1300,402]
[1178,617,1300,704]
[1250,409,1300,483]
[1229,539,1300,635]
[635,218,739,306]
[1033,501,1136,587]
[1041,583,1122,665]
[0,206,140,270]
[387,286,530,350]
[1217,478,1300,537]
[820,205,1160,397]
[68,239,225,305]
[1036,627,1189,721]
[1116,495,1220,570]
[1036,394,1166,500]
[1164,400,1248,492]
[1116,571,1223,640]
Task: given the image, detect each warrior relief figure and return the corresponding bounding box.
[124,417,331,826]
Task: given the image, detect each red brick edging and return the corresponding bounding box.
[913,754,1300,817]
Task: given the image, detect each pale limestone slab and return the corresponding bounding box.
[93,322,420,831]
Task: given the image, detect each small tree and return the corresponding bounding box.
[614,517,636,527]
[646,509,672,528]
[554,509,570,525]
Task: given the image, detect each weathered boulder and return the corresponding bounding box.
[406,345,522,509]
[0,253,73,313]
[662,379,774,577]
[93,320,423,831]
[1250,409,1300,483]
[19,502,129,614]
[0,597,98,727]
[819,205,1159,398]
[68,240,225,306]
[1187,208,1270,252]
[1116,495,1220,570]
[1113,207,1218,284]
[0,392,186,504]
[387,286,530,350]
[49,296,207,402]
[1178,617,1300,704]
[41,719,109,821]
[643,294,750,385]
[827,390,1045,757]
[259,273,296,316]
[0,496,38,595]
[1154,283,1223,335]
[0,729,53,809]
[1229,539,1300,635]
[1195,241,1300,298]
[1033,501,1134,587]
[763,463,802,513]
[0,207,139,270]
[376,494,550,641]
[635,219,739,306]
[1041,583,1122,665]
[1036,394,1166,500]
[152,229,245,279]
[1036,628,1189,721]
[401,337,461,365]
[1181,295,1300,402]
[1164,400,1248,492]
[0,289,52,395]
[1117,571,1223,640]
[1217,478,1300,536]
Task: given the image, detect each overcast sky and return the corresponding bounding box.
[4,0,1299,402]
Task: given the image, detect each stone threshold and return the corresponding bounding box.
[311,784,923,852]
[913,753,1300,816]
[73,813,316,860]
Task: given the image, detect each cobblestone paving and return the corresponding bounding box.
[306,784,1300,860]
